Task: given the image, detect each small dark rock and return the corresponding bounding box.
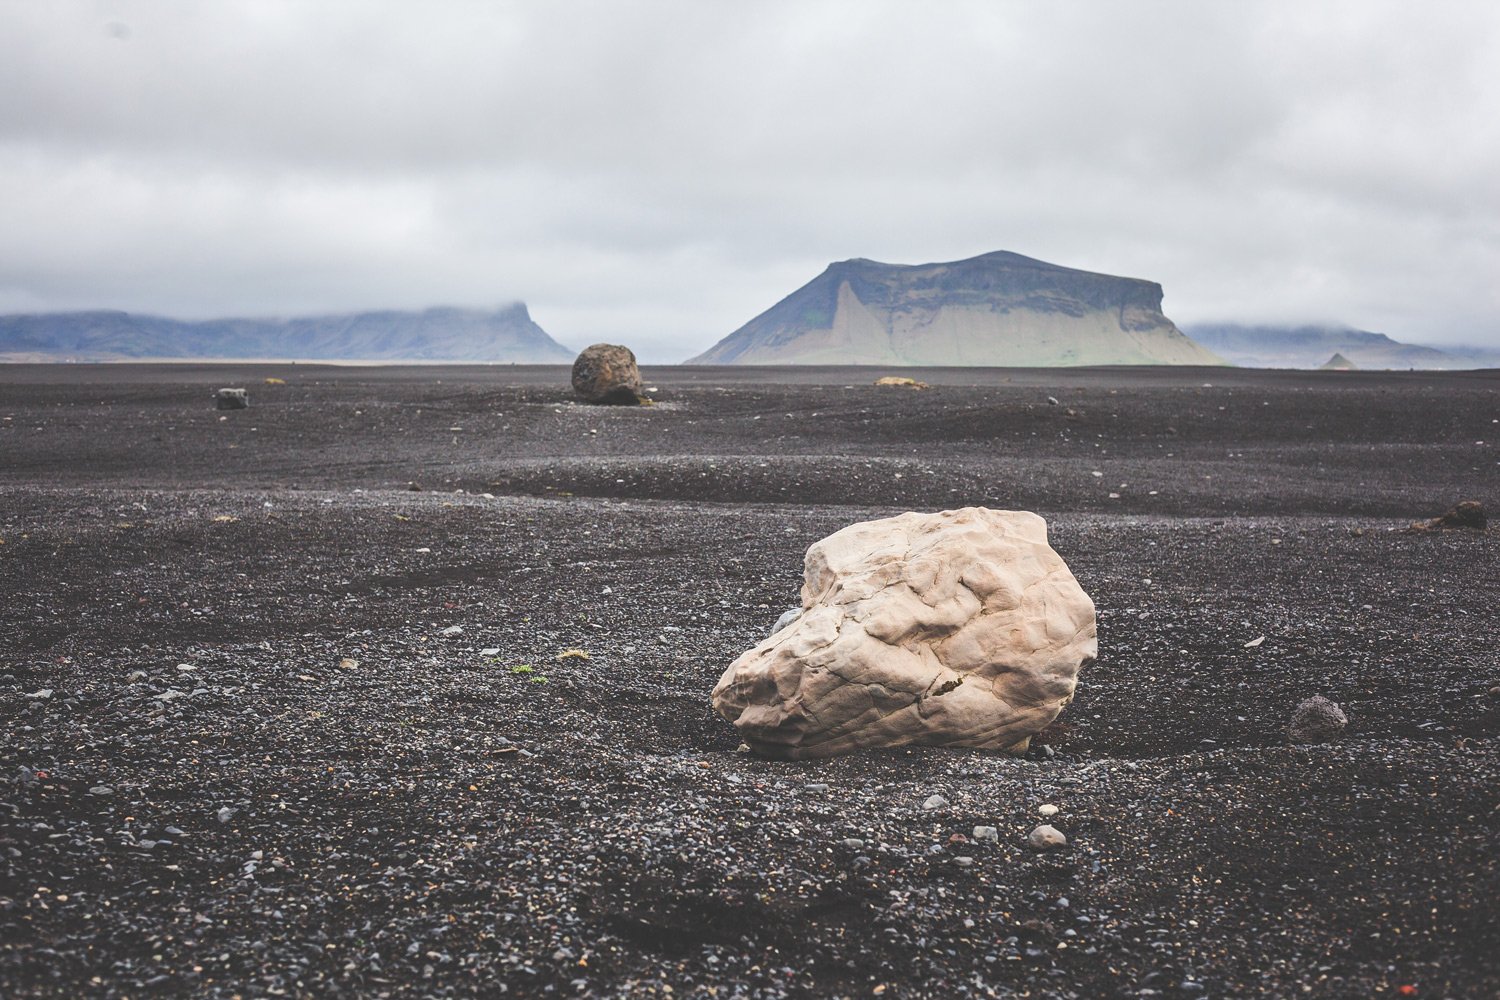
[1408,500,1486,532]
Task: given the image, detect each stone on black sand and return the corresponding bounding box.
[1288,695,1348,744]
[571,343,645,405]
[1028,824,1067,850]
[1409,499,1486,532]
[215,388,249,410]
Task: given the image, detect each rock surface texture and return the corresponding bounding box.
[712,507,1097,759]
[1288,695,1349,744]
[570,343,644,405]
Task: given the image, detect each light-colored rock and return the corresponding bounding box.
[1288,695,1348,744]
[1028,824,1067,849]
[922,794,949,811]
[214,387,248,410]
[972,825,999,843]
[570,343,644,405]
[1037,803,1059,818]
[711,507,1097,759]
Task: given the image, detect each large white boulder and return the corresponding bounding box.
[712,507,1096,759]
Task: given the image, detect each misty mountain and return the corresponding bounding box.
[685,251,1222,367]
[0,304,573,363]
[1184,323,1497,370]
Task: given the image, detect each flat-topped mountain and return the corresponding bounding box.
[686,251,1221,366]
[1185,323,1496,370]
[0,304,572,363]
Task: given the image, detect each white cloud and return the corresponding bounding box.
[1,0,1497,360]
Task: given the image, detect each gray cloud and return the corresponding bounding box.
[1,0,1497,361]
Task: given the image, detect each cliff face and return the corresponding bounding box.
[0,304,573,363]
[687,251,1221,366]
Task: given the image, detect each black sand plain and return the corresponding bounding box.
[1,363,1497,999]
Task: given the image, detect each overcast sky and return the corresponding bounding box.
[2,1,1497,361]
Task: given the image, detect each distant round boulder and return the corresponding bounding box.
[571,344,644,405]
[1288,695,1348,744]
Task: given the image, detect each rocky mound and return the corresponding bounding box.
[686,251,1222,367]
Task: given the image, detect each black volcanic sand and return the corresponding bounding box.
[1,364,1498,999]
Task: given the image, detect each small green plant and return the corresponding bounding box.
[510,664,534,674]
[531,676,549,685]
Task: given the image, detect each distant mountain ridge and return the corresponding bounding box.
[0,304,573,362]
[686,251,1222,366]
[1184,323,1497,370]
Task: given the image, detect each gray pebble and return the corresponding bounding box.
[922,794,949,811]
[769,608,802,637]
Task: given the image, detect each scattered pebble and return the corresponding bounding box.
[88,785,114,796]
[922,794,949,811]
[1038,803,1059,818]
[972,826,999,843]
[1028,824,1067,850]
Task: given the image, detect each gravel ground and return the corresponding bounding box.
[1,364,1498,998]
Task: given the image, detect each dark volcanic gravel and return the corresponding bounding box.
[2,364,1498,998]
